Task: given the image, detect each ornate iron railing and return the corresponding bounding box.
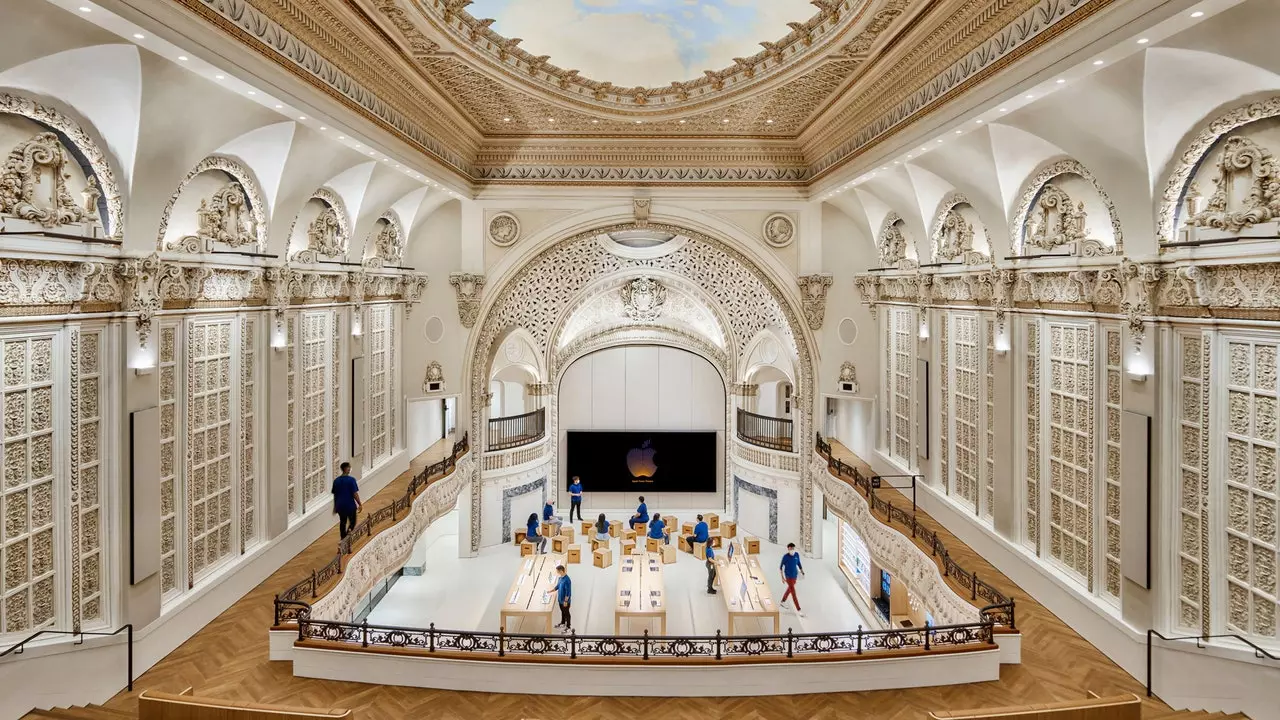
[487,408,546,451]
[816,432,1015,622]
[736,408,793,452]
[295,616,997,662]
[273,434,469,620]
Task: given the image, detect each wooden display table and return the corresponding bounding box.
[715,542,779,634]
[615,551,667,634]
[500,552,565,634]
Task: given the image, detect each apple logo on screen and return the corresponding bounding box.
[627,439,658,478]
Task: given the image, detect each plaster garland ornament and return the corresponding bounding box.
[526,382,553,397]
[158,156,268,252]
[291,189,350,263]
[422,360,445,392]
[632,198,651,228]
[0,92,122,239]
[620,276,667,322]
[762,213,796,248]
[797,274,833,330]
[1012,160,1122,257]
[115,254,183,347]
[1184,135,1280,234]
[487,212,521,247]
[838,362,859,394]
[0,132,101,232]
[731,382,759,397]
[449,272,485,328]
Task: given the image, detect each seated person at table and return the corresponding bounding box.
[525,512,548,554]
[543,500,563,535]
[648,513,670,545]
[594,513,611,542]
[685,514,710,551]
[630,496,649,527]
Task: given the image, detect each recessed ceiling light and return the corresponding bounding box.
[275,104,283,109]
[679,120,686,124]
[1137,38,1149,44]
[177,56,188,61]
[338,136,344,139]
[298,116,306,120]
[999,107,1008,112]
[1093,60,1105,66]
[1056,79,1066,84]
[547,117,555,122]
[395,164,400,168]
[355,144,361,148]
[955,130,962,134]
[1024,94,1034,99]
[78,6,91,11]
[937,139,944,143]
[320,127,326,131]
[133,33,145,39]
[591,119,599,124]
[369,151,375,155]
[214,74,225,80]
[894,161,901,164]
[766,119,774,124]
[722,118,730,123]
[503,117,511,122]
[975,119,984,124]
[1191,11,1204,17]
[635,120,642,124]
[247,90,256,95]
[881,166,888,170]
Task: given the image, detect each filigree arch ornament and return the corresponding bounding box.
[1,93,122,240]
[1159,97,1280,245]
[157,155,269,253]
[929,193,989,264]
[552,271,732,354]
[364,212,406,268]
[877,212,916,269]
[465,221,818,555]
[1010,159,1121,257]
[290,188,351,263]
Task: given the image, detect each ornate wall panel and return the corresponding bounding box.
[367,304,392,465]
[331,312,341,480]
[948,313,981,511]
[1175,331,1211,635]
[1024,318,1042,552]
[300,311,334,507]
[1221,335,1279,640]
[984,318,996,522]
[72,326,106,627]
[939,314,949,491]
[286,314,298,520]
[889,306,915,466]
[186,320,235,582]
[1,332,58,635]
[159,323,180,597]
[1102,327,1122,603]
[239,316,258,551]
[1045,322,1095,587]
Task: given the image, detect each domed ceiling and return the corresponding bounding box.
[466,0,816,88]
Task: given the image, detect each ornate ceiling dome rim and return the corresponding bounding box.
[411,0,870,113]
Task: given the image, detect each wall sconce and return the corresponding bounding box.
[351,315,363,337]
[994,332,1011,356]
[1126,346,1151,382]
[918,320,930,341]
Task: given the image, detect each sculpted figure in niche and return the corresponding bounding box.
[1186,135,1280,234]
[0,131,100,230]
[375,221,403,264]
[935,208,974,261]
[307,206,344,257]
[1026,184,1088,251]
[186,182,257,249]
[878,221,908,266]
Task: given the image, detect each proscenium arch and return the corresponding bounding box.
[464,220,820,555]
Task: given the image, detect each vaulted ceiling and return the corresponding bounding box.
[168,0,1126,186]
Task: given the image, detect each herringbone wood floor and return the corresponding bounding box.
[75,440,1177,719]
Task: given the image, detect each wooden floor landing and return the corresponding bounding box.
[82,440,1173,719]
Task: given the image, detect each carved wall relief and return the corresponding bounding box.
[158,157,268,253]
[0,132,102,236]
[1012,161,1122,257]
[620,276,666,322]
[1026,184,1089,252]
[763,213,796,248]
[877,212,915,268]
[449,272,485,328]
[930,194,989,264]
[797,274,833,330]
[487,212,520,247]
[290,189,350,263]
[364,212,406,268]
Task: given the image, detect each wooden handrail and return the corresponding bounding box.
[928,693,1141,720]
[736,407,793,451]
[139,690,352,719]
[488,407,546,451]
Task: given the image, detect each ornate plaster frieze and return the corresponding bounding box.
[449,272,485,328]
[877,212,914,269]
[983,268,1016,331]
[0,259,121,308]
[838,362,859,393]
[763,214,796,249]
[731,382,759,398]
[1158,97,1280,245]
[468,222,817,554]
[0,132,102,235]
[808,0,1112,179]
[526,382,553,397]
[402,274,429,317]
[0,93,123,240]
[474,163,811,184]
[1011,268,1121,306]
[929,192,989,264]
[364,211,406,268]
[263,265,303,324]
[874,273,918,303]
[177,0,473,176]
[487,211,520,247]
[157,155,269,253]
[797,274,833,330]
[1010,159,1122,257]
[163,266,265,303]
[632,199,651,228]
[290,188,351,263]
[422,360,444,393]
[853,275,880,317]
[116,254,184,347]
[1117,261,1161,346]
[1159,263,1280,310]
[619,276,667,323]
[931,273,988,304]
[296,271,349,300]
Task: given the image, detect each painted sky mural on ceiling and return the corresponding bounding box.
[467,0,815,88]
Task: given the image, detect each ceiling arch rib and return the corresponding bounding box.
[212,121,297,218]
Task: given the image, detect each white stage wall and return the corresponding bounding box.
[557,346,726,509]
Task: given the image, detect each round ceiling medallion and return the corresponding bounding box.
[424,316,445,343]
[487,212,521,247]
[762,213,796,248]
[838,318,859,346]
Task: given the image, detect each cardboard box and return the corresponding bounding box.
[593,548,613,568]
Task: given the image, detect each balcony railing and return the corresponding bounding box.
[736,408,793,452]
[488,408,546,451]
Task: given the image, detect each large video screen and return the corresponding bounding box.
[566,431,718,493]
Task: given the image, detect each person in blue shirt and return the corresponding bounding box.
[705,542,718,594]
[543,500,563,536]
[568,476,584,523]
[630,496,649,528]
[684,514,710,552]
[594,513,611,542]
[648,513,670,545]
[779,542,806,616]
[331,462,362,539]
[525,512,547,554]
[545,564,572,632]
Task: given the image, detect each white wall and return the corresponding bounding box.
[406,397,444,457]
[556,345,726,509]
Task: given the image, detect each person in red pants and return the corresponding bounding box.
[779,542,805,617]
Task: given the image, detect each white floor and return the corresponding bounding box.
[367,512,876,637]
